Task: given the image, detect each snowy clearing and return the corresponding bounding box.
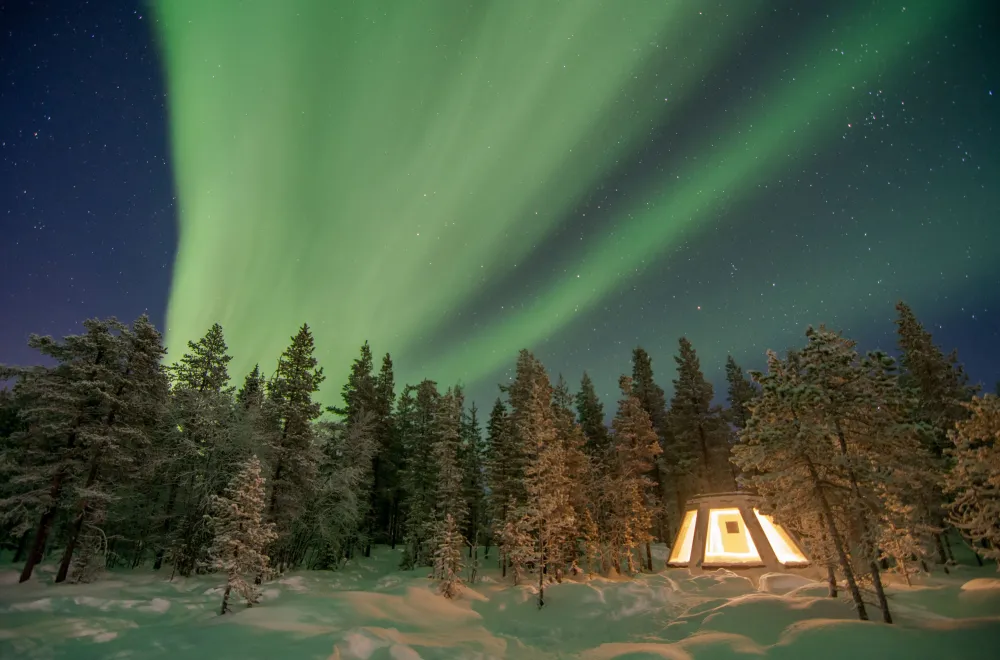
[2,546,999,659]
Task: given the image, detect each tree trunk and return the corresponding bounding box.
[645,542,653,572]
[869,560,892,624]
[55,455,101,583]
[898,556,911,586]
[933,533,948,564]
[153,480,180,570]
[20,464,72,583]
[220,584,232,615]
[537,547,546,609]
[805,458,867,621]
[826,565,838,598]
[696,423,711,488]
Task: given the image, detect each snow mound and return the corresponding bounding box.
[758,573,819,595]
[961,578,1000,592]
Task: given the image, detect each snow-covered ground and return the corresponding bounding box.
[2,545,999,659]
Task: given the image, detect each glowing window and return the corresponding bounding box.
[753,509,808,565]
[704,508,760,564]
[668,509,697,565]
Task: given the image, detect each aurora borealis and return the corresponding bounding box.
[4,0,995,409]
[154,0,998,406]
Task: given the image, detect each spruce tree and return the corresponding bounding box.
[484,397,515,575]
[460,402,487,562]
[576,371,611,458]
[208,456,277,614]
[236,365,266,409]
[172,322,232,393]
[630,348,670,564]
[153,323,237,572]
[433,513,465,598]
[667,337,732,498]
[512,354,574,605]
[895,301,976,456]
[609,376,662,575]
[431,386,468,559]
[551,375,592,575]
[725,355,757,429]
[265,324,325,568]
[400,380,440,568]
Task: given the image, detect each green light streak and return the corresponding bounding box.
[420,0,970,384]
[158,0,757,395]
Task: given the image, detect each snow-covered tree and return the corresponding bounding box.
[630,348,670,565]
[265,324,325,568]
[430,386,468,570]
[945,395,1000,566]
[609,376,661,575]
[733,348,871,621]
[208,456,277,614]
[400,380,440,568]
[153,323,238,573]
[433,513,464,598]
[484,397,516,575]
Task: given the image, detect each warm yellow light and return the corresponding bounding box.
[753,509,808,565]
[704,508,760,564]
[668,509,697,564]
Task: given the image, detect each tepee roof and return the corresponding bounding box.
[667,492,809,571]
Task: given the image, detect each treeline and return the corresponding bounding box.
[0,302,997,619]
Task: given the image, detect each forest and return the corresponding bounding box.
[0,301,997,623]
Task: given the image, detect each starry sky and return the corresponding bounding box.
[2,0,998,411]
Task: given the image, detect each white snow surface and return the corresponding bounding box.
[1,545,999,658]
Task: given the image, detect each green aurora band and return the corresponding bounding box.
[159,0,987,402]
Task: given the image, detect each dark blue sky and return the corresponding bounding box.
[2,0,998,400]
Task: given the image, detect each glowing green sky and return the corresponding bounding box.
[158,0,997,405]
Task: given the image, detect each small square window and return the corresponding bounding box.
[725,521,740,534]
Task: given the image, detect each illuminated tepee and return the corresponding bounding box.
[667,492,809,570]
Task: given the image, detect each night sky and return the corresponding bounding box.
[2,0,998,410]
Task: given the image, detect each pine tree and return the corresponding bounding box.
[265,324,325,568]
[609,376,662,574]
[667,337,733,498]
[373,353,402,549]
[208,456,277,614]
[733,348,870,621]
[52,316,169,583]
[945,395,1000,566]
[2,318,129,582]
